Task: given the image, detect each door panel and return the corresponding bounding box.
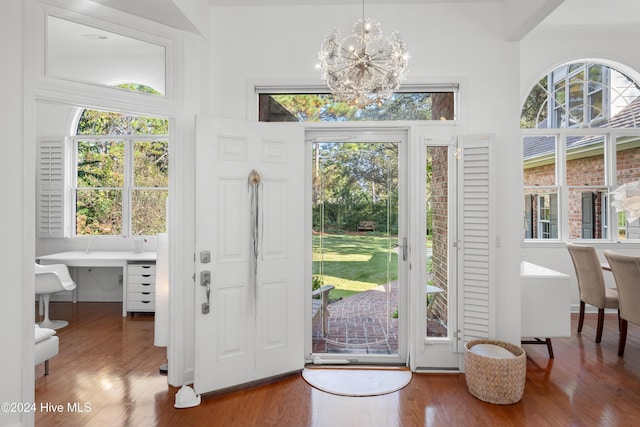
[308,132,407,364]
[194,116,304,394]
[409,129,460,370]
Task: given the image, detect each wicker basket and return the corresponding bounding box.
[464,339,526,405]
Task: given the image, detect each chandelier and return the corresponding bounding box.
[318,2,409,108]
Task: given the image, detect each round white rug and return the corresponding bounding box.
[302,368,412,397]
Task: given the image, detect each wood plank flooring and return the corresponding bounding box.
[35,302,640,426]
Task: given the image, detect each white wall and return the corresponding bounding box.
[165,28,209,386]
[208,2,523,344]
[520,25,640,310]
[1,1,34,426]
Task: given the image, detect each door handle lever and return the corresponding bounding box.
[201,270,211,314]
[202,283,210,314]
[391,237,408,261]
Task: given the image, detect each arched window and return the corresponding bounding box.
[73,108,169,236]
[522,62,640,129]
[522,61,640,241]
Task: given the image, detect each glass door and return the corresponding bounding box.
[309,130,407,364]
[409,129,461,371]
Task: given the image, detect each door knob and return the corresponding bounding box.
[391,237,408,261]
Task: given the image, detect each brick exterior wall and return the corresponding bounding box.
[429,146,449,326]
[523,162,555,186]
[524,146,639,239]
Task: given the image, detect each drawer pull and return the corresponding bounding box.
[141,301,151,304]
[142,274,151,277]
[141,283,151,287]
[142,266,151,269]
[142,292,151,295]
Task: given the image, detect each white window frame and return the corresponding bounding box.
[523,128,640,243]
[549,63,610,128]
[250,83,460,123]
[71,135,169,238]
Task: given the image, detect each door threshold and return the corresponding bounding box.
[305,356,407,369]
[305,364,410,372]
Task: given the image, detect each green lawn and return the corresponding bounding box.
[313,233,398,299]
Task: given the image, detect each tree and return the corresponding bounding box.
[521,76,548,128]
[75,109,169,235]
[271,94,359,122]
[313,142,399,233]
[271,92,439,122]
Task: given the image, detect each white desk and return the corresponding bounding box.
[520,261,571,358]
[37,251,157,316]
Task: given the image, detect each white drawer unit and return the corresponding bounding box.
[127,262,156,313]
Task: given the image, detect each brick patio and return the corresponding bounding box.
[312,280,447,355]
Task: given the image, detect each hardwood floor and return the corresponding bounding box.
[35,302,640,426]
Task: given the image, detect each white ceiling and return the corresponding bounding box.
[204,0,500,4]
[86,0,640,35]
[89,0,199,32]
[539,0,640,28]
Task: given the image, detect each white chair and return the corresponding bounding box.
[34,324,59,375]
[566,243,619,343]
[35,263,76,329]
[603,251,640,357]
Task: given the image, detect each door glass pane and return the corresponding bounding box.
[311,141,399,355]
[426,146,448,338]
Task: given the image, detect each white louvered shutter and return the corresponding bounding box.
[457,134,494,350]
[38,139,66,237]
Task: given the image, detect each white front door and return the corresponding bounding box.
[193,116,305,394]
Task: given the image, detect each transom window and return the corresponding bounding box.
[522,61,640,241]
[258,90,457,122]
[46,15,168,96]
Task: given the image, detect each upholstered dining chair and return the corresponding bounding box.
[566,243,620,343]
[603,251,640,356]
[35,263,76,329]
